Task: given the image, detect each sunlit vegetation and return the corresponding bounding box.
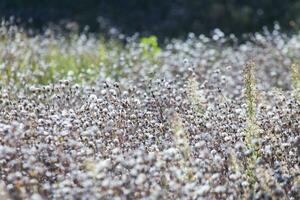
[0,22,299,199]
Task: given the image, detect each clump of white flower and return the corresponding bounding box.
[0,22,299,199]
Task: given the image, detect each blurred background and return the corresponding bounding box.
[1,0,300,39]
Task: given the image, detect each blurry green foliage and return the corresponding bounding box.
[140,36,161,60]
[0,29,127,86]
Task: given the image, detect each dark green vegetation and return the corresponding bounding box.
[1,0,300,38]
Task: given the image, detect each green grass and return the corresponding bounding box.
[0,30,133,86]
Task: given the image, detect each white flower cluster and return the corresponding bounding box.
[0,22,299,199]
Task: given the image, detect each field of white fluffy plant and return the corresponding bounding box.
[0,22,299,199]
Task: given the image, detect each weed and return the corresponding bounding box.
[186,74,205,116]
[171,113,195,182]
[291,63,300,100]
[140,35,161,59]
[243,60,261,187]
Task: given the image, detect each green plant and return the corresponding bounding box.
[244,61,256,127]
[186,75,205,116]
[171,113,195,182]
[243,60,260,186]
[291,63,300,100]
[140,36,161,61]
